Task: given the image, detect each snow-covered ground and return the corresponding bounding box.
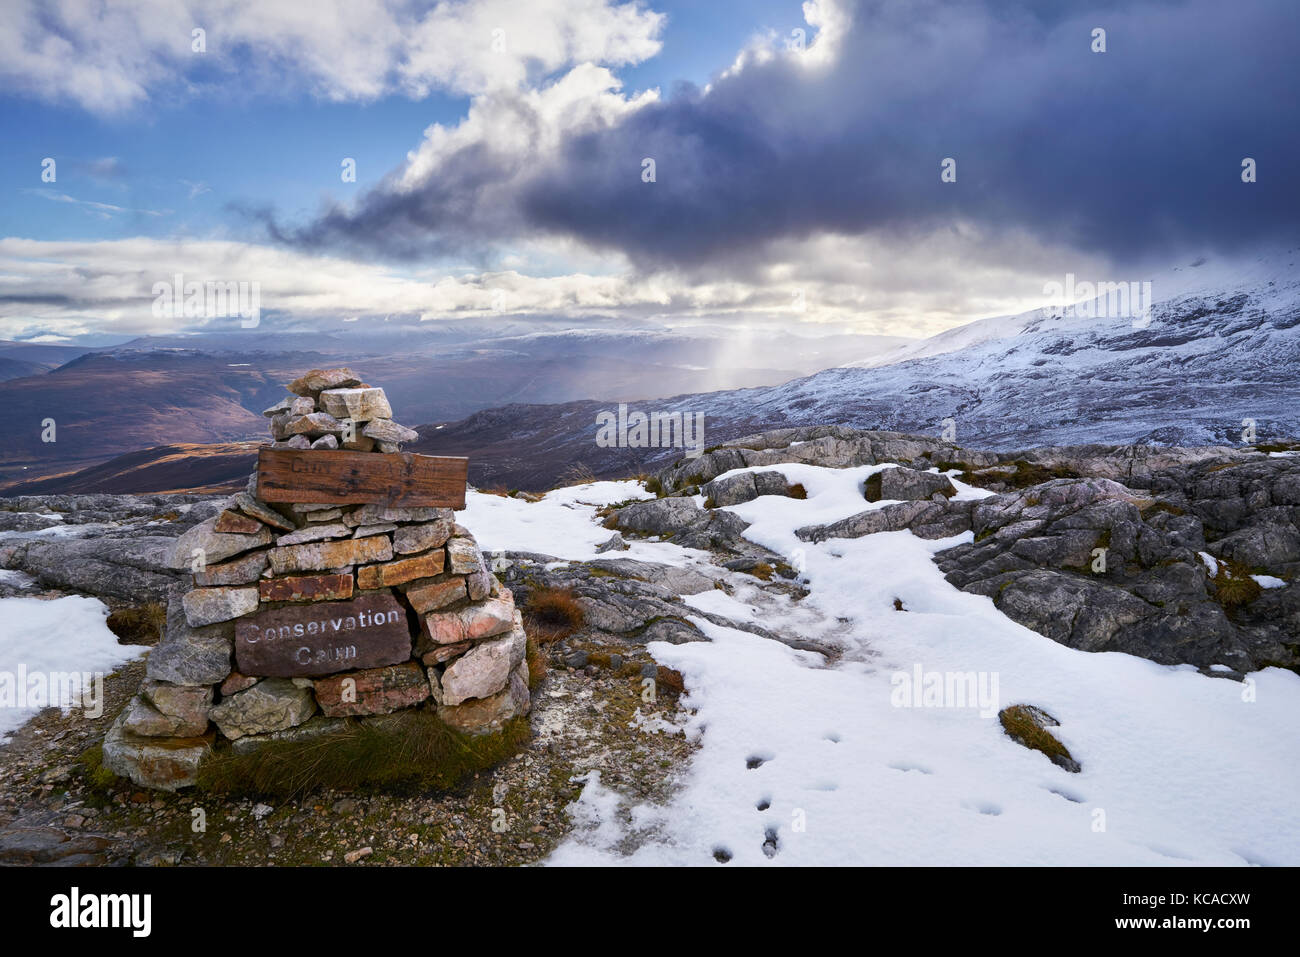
[0,595,146,740]
[464,469,1300,866]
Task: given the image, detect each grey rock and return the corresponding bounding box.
[318,387,392,422]
[361,418,419,445]
[209,678,317,740]
[595,532,630,553]
[146,593,233,686]
[182,586,258,627]
[440,626,527,705]
[437,662,530,735]
[393,517,453,555]
[875,466,957,501]
[275,522,351,546]
[101,710,209,791]
[166,516,272,570]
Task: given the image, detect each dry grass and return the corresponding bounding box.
[557,462,597,488]
[525,635,547,688]
[999,705,1078,771]
[106,603,166,646]
[1212,558,1263,609]
[523,587,586,644]
[655,666,685,699]
[863,473,883,502]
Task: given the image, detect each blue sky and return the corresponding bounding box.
[1,0,800,245]
[0,0,1295,343]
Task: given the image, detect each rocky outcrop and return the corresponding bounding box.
[934,466,1300,672]
[798,499,975,543]
[654,426,1000,494]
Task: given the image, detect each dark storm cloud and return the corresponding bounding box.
[272,0,1300,268]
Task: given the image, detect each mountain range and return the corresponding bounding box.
[3,250,1297,494]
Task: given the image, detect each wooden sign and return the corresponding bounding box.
[255,448,468,509]
[235,593,412,678]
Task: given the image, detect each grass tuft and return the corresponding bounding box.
[523,587,586,643]
[1211,557,1263,610]
[106,603,166,646]
[525,635,547,689]
[999,705,1079,772]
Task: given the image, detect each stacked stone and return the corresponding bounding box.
[103,369,530,791]
[260,367,419,452]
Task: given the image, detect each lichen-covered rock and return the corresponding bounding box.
[146,594,234,686]
[318,387,392,422]
[420,595,516,648]
[288,367,362,396]
[101,710,210,791]
[314,663,430,717]
[121,693,209,737]
[437,661,530,735]
[440,621,526,705]
[194,549,269,586]
[182,586,259,626]
[268,534,392,574]
[141,679,212,732]
[209,678,317,740]
[360,418,419,445]
[166,515,272,570]
[393,518,454,555]
[357,549,445,588]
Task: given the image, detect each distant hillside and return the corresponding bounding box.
[0,442,257,496]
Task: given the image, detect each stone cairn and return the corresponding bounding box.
[103,368,530,791]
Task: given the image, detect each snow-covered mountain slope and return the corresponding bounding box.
[662,249,1300,450]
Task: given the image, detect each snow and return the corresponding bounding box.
[1253,574,1287,589]
[0,595,146,740]
[482,462,1300,866]
[461,480,711,564]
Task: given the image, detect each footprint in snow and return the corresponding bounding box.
[761,827,780,859]
[888,761,933,775]
[1045,786,1085,804]
[746,752,774,770]
[963,800,1002,816]
[712,846,733,863]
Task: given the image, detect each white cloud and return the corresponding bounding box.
[0,229,1108,341]
[0,0,666,113]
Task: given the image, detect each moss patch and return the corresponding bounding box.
[965,460,1081,490]
[196,709,531,799]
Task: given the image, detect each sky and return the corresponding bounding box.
[1,0,1296,343]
